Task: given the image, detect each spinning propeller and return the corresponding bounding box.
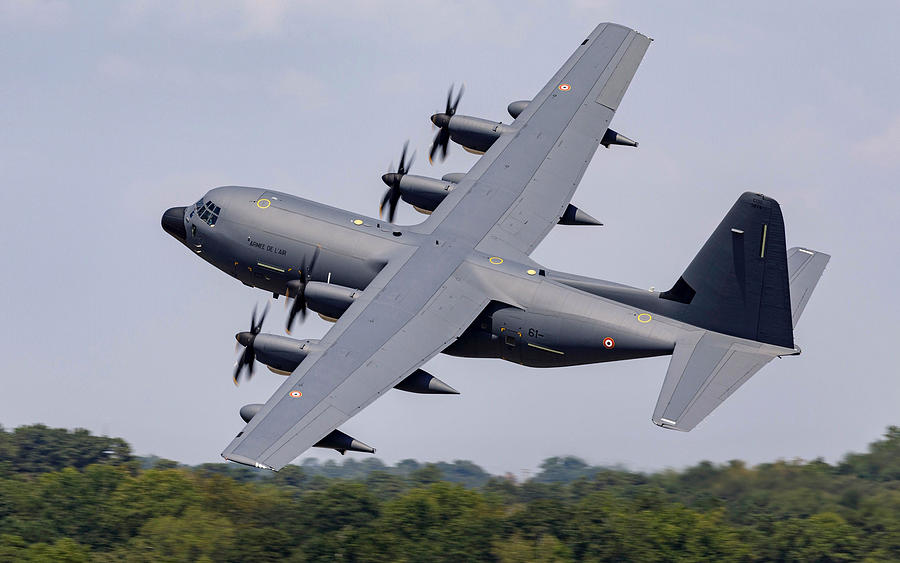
[429,84,464,164]
[285,246,320,333]
[234,303,269,385]
[380,141,414,223]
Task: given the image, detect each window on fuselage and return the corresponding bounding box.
[201,201,221,226]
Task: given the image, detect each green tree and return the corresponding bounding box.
[377,482,501,561]
[767,512,861,562]
[105,469,202,539]
[8,425,131,473]
[493,533,573,562]
[119,506,235,562]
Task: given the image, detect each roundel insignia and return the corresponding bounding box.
[637,313,652,323]
[256,198,271,209]
[489,256,504,265]
[603,337,615,349]
[289,390,302,398]
[558,83,571,91]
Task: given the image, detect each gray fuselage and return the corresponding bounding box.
[164,186,677,368]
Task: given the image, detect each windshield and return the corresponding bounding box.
[190,199,221,226]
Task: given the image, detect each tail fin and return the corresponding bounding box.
[660,192,793,349]
[787,247,830,327]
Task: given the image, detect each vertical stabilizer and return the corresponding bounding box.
[660,192,793,349]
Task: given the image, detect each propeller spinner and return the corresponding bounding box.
[429,84,464,164]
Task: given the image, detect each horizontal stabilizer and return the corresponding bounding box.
[653,332,787,431]
[787,247,830,328]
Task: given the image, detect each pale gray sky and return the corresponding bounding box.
[1,1,898,475]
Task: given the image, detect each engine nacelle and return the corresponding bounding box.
[240,403,264,423]
[448,115,514,154]
[398,175,456,215]
[305,282,360,320]
[313,429,375,454]
[507,100,529,119]
[600,128,638,148]
[395,369,459,394]
[252,335,320,374]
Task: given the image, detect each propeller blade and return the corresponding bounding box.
[308,246,320,274]
[398,141,408,174]
[255,303,269,333]
[388,189,401,223]
[379,188,392,218]
[285,247,319,333]
[429,132,440,163]
[380,143,415,220]
[247,352,256,380]
[451,83,464,114]
[234,302,269,385]
[287,295,303,334]
[429,128,449,164]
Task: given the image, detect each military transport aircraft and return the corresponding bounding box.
[161,23,829,471]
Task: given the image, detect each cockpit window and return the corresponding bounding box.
[190,198,220,226]
[200,200,221,226]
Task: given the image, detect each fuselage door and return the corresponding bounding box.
[493,307,527,364]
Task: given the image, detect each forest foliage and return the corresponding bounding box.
[1,423,900,561]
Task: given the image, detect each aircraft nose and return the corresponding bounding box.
[161,206,187,243]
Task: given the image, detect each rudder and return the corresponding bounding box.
[660,192,793,349]
[787,247,831,328]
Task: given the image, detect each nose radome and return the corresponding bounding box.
[161,206,187,243]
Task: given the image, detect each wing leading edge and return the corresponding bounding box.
[418,23,651,258]
[222,244,491,470]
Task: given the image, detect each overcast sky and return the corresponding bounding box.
[2,1,898,475]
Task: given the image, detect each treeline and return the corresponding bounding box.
[1,424,900,561]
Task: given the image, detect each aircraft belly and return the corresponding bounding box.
[515,312,672,367]
[445,303,673,368]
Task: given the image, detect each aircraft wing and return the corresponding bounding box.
[419,23,651,257]
[222,22,651,470]
[221,244,491,470]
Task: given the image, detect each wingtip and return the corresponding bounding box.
[222,453,275,471]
